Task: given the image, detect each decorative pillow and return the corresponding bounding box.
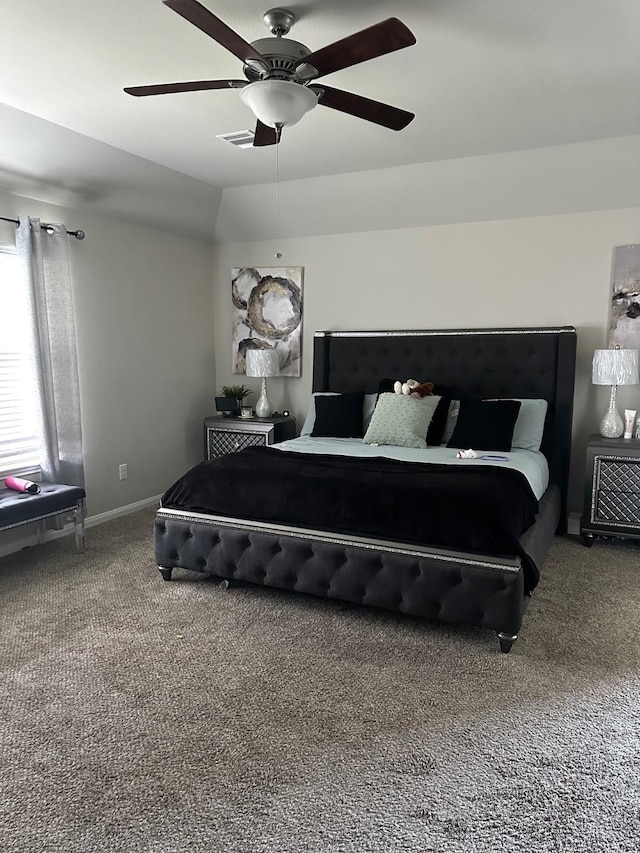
[311,392,366,438]
[301,392,338,435]
[362,393,378,432]
[377,377,396,397]
[427,384,453,445]
[488,398,548,452]
[377,378,452,445]
[447,400,521,451]
[442,398,547,451]
[301,392,377,436]
[441,400,460,445]
[363,393,441,449]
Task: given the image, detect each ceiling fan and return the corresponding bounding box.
[124,0,416,146]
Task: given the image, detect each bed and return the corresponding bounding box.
[154,326,576,652]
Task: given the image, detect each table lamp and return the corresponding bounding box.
[592,347,640,438]
[245,349,280,418]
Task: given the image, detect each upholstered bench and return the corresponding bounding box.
[0,483,86,553]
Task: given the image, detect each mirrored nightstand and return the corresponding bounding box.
[581,434,640,546]
[203,415,296,460]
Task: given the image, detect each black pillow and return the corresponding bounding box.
[377,377,395,397]
[447,400,521,451]
[311,392,366,438]
[377,378,451,445]
[427,384,453,446]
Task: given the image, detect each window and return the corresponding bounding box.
[0,247,40,477]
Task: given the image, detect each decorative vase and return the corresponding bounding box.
[599,385,624,438]
[254,377,273,418]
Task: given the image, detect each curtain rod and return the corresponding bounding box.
[0,215,85,240]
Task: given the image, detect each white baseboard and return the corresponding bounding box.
[85,495,162,528]
[0,494,162,559]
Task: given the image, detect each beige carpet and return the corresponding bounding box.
[0,508,638,852]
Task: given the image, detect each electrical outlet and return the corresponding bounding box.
[119,463,128,481]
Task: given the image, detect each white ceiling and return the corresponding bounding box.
[1,0,639,228]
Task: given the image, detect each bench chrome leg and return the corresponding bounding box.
[497,632,518,654]
[35,519,45,545]
[73,502,86,553]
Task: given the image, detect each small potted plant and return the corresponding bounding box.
[219,384,252,417]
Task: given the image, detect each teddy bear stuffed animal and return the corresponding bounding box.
[393,379,435,398]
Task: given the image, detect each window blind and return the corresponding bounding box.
[0,249,40,477]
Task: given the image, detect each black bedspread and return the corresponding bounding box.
[162,446,541,591]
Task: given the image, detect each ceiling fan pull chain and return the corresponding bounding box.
[275,130,282,259]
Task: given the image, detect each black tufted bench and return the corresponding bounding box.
[0,483,86,552]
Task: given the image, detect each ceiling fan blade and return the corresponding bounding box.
[253,121,279,147]
[163,0,267,65]
[297,18,415,79]
[312,85,414,131]
[124,79,247,97]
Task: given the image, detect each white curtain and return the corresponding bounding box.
[16,218,84,487]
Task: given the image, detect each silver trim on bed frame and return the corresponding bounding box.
[314,327,576,338]
[157,507,522,573]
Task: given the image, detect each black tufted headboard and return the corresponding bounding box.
[312,326,577,526]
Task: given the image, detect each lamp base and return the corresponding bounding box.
[599,385,624,438]
[255,377,273,418]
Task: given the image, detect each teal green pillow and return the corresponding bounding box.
[363,393,441,449]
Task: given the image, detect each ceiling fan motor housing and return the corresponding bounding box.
[245,37,311,81]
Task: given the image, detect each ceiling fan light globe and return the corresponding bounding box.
[240,80,318,128]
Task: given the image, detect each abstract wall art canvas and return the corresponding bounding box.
[609,245,640,349]
[232,267,303,376]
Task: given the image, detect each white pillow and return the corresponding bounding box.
[441,398,548,451]
[301,392,378,436]
[363,393,441,449]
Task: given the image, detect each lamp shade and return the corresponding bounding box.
[240,80,318,128]
[245,349,280,378]
[592,348,640,386]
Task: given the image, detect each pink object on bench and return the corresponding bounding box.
[4,476,41,494]
[0,481,86,552]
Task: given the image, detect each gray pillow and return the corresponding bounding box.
[509,398,548,451]
[440,400,460,445]
[363,393,441,449]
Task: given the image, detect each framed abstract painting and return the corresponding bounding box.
[609,245,640,349]
[231,266,303,377]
